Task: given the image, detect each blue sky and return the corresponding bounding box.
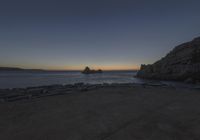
[0,0,200,70]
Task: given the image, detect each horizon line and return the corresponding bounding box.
[0,66,139,71]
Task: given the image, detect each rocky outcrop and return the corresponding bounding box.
[0,83,143,103]
[137,37,200,82]
[82,66,102,74]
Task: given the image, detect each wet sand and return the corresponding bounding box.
[0,84,200,140]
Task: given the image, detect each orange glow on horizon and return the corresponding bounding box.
[48,65,140,71]
[2,64,140,71]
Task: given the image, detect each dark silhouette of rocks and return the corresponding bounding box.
[82,66,102,74]
[0,67,24,71]
[0,67,47,72]
[137,37,200,83]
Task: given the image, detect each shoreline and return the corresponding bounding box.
[0,82,200,103]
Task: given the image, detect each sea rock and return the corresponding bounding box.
[82,66,102,74]
[137,37,200,82]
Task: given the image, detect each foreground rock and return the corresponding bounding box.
[0,83,172,103]
[0,83,128,102]
[137,37,200,82]
[82,66,102,74]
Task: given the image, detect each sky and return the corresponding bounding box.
[0,0,200,70]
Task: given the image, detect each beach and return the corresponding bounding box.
[0,84,200,140]
[1,0,200,139]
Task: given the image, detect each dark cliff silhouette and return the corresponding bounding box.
[137,37,200,83]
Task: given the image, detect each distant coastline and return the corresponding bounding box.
[0,67,138,72]
[0,67,45,72]
[0,67,79,72]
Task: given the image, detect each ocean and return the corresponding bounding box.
[0,71,195,89]
[0,71,142,88]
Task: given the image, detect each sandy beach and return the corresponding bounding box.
[0,84,200,140]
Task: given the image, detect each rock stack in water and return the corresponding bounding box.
[137,37,200,83]
[82,66,102,74]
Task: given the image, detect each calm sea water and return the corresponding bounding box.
[0,71,195,89]
[0,71,141,88]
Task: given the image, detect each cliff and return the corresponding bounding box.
[137,37,200,82]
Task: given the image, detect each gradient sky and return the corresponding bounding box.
[0,0,200,70]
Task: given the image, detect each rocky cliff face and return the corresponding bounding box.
[137,37,200,82]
